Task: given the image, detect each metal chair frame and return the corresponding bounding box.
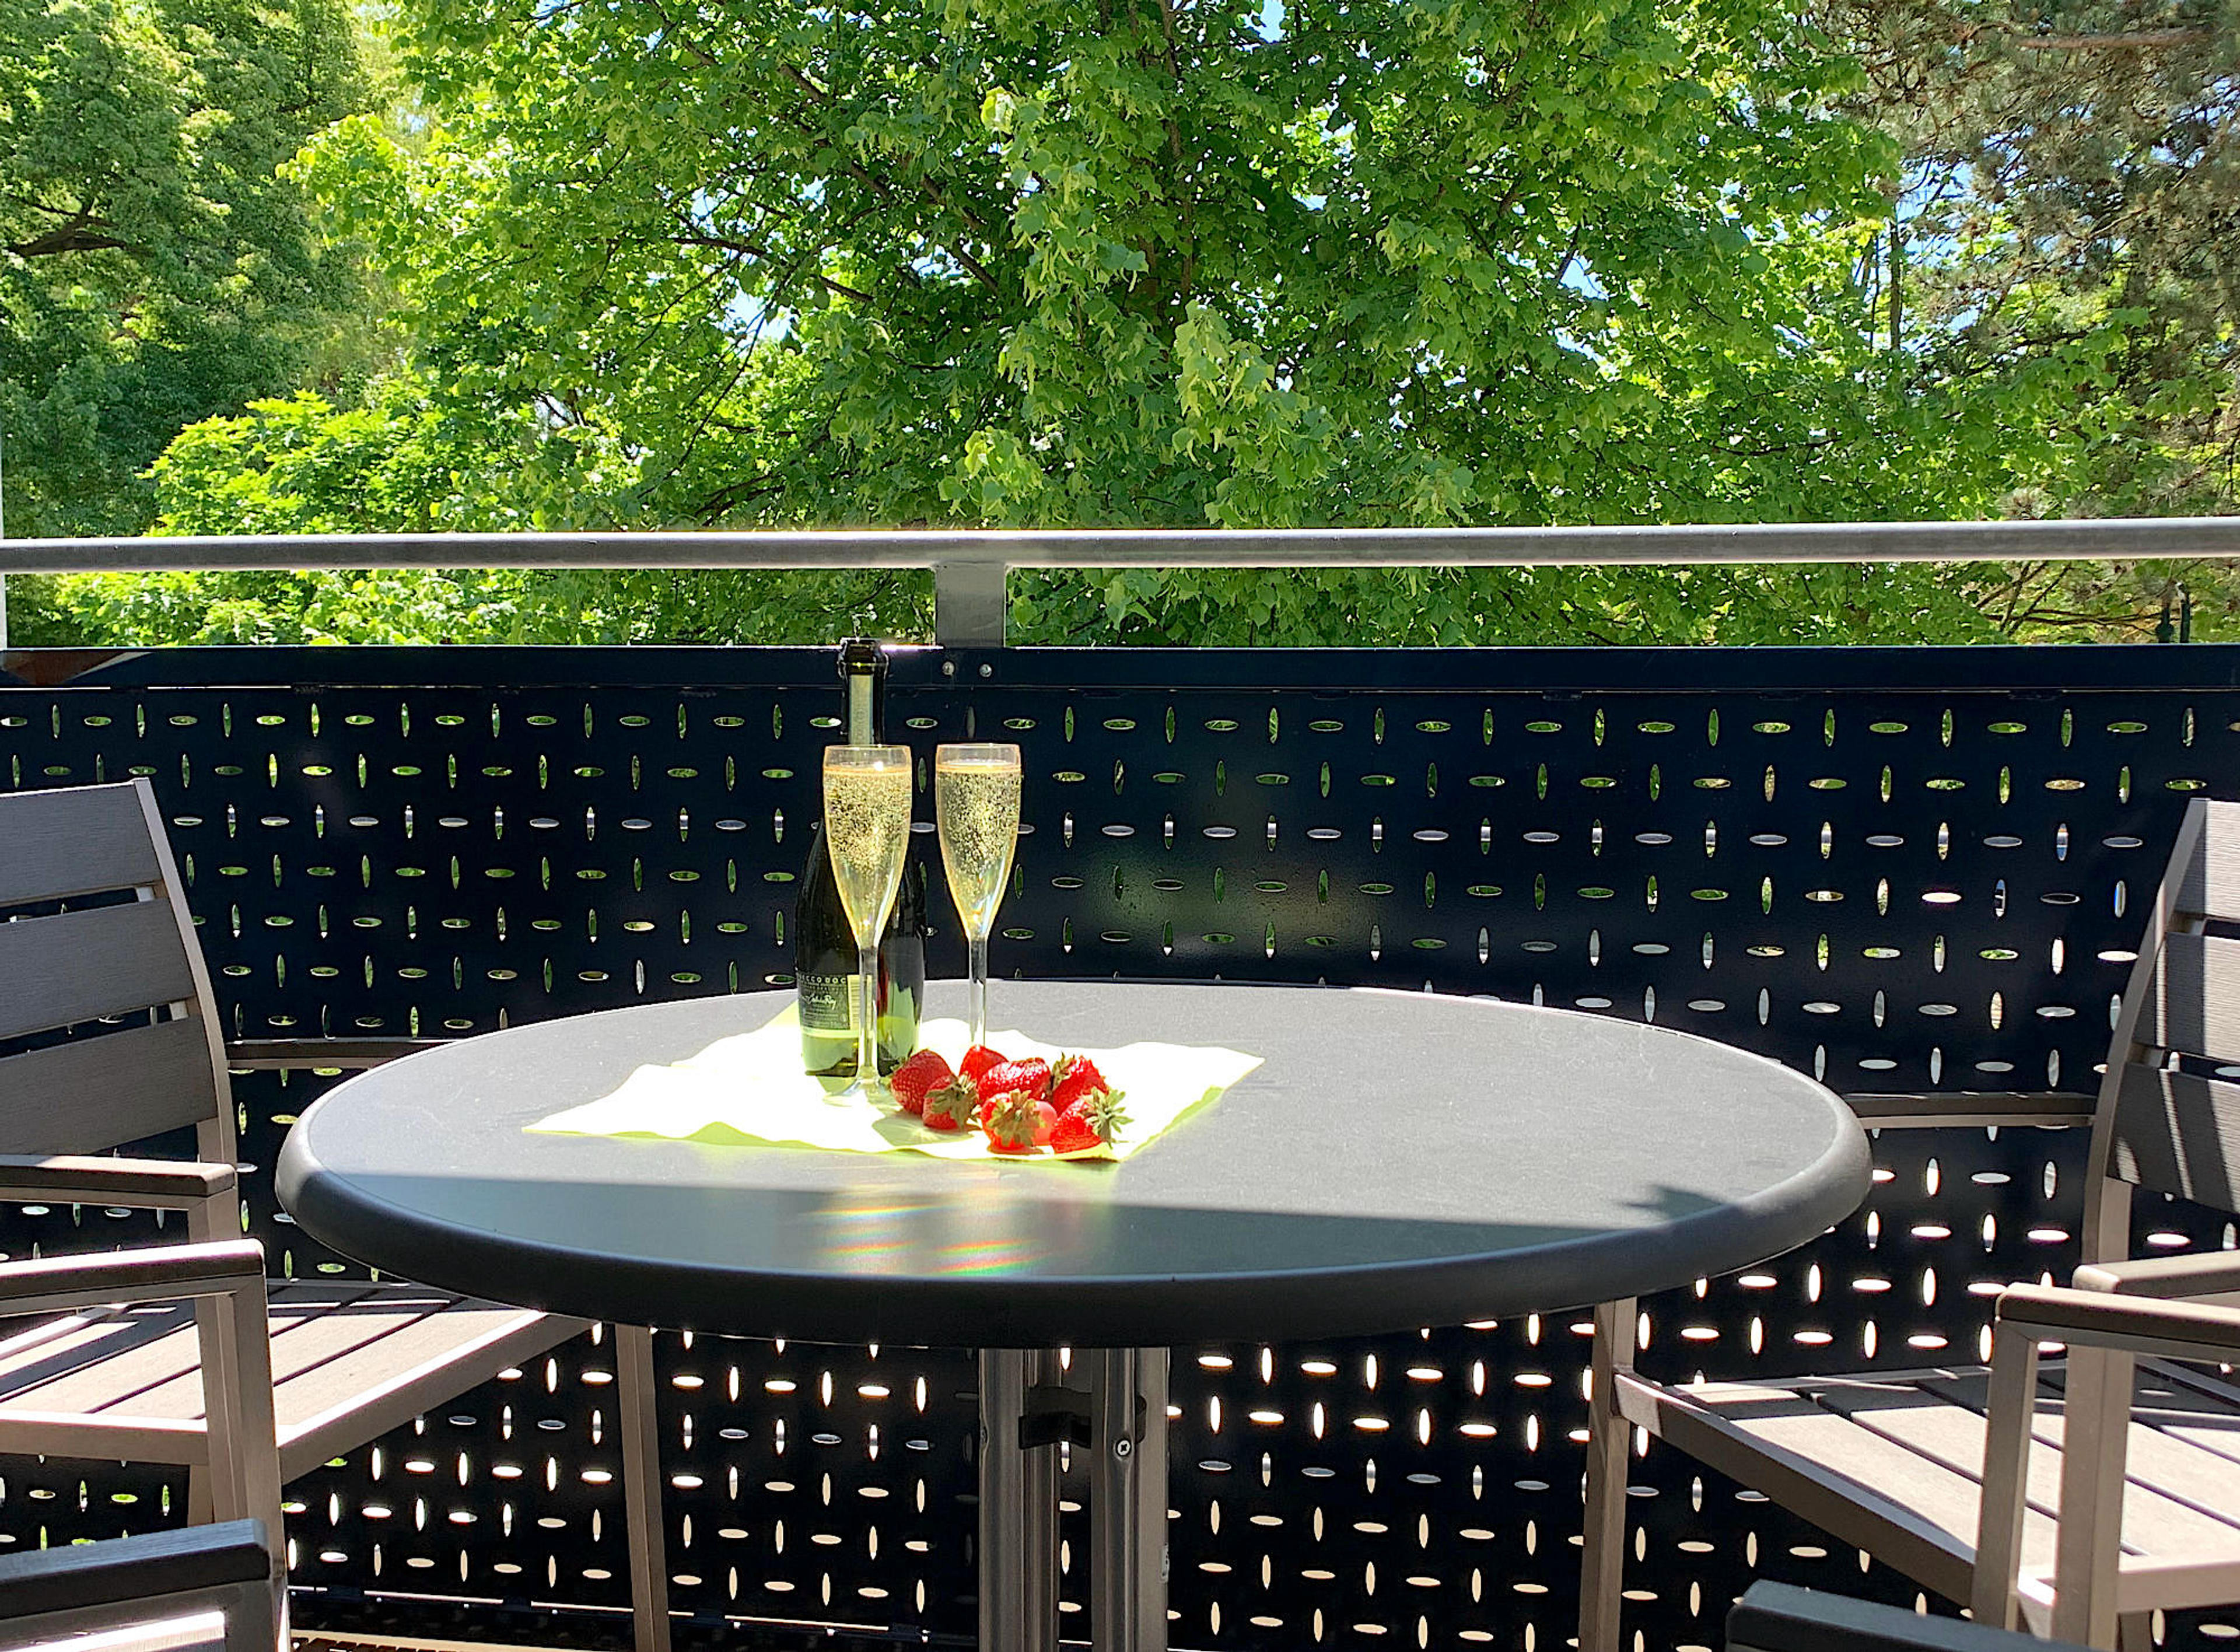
[1584,797,2240,1649]
[0,779,670,1651]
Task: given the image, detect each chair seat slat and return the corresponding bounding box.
[0,902,195,1042]
[100,1287,437,1421]
[1817,1372,2240,1559]
[0,1286,544,1440]
[1679,1378,2060,1572]
[2,1284,415,1418]
[1926,1368,2240,1541]
[0,1311,187,1396]
[270,1301,544,1429]
[0,785,163,909]
[2045,1361,2240,1475]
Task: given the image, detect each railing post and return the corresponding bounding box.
[934,555,1008,647]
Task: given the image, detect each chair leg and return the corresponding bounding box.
[617,1325,673,1652]
[2118,1612,2154,1652]
[188,1466,215,1525]
[1970,1322,2040,1631]
[1579,1297,1637,1652]
[2050,1344,2135,1649]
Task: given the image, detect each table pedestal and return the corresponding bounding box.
[978,1348,1170,1652]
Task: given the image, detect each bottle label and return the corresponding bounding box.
[798,973,858,1033]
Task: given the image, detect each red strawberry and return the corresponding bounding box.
[981,1088,1042,1153]
[1047,1111,1102,1154]
[961,1045,1007,1084]
[921,1074,978,1132]
[1032,1100,1060,1146]
[978,1057,1052,1105]
[1063,1087,1130,1147]
[889,1049,953,1116]
[1049,1054,1121,1116]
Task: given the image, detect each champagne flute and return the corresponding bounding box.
[822,744,914,1101]
[934,743,1022,1049]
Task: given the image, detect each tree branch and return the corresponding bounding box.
[2010,26,2212,50]
[6,225,133,258]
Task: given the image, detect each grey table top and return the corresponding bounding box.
[275,981,1872,1348]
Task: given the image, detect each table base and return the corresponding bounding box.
[978,1348,1170,1652]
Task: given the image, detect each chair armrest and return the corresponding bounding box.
[0,1154,235,1209]
[0,1518,273,1621]
[2072,1250,2240,1301]
[224,1037,443,1069]
[0,1240,267,1318]
[1842,1091,2098,1129]
[1729,1581,2085,1652]
[1996,1281,2240,1360]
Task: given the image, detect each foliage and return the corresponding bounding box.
[18,383,930,643]
[1833,0,2238,517]
[110,0,2056,646]
[14,0,2238,650]
[1812,0,2240,636]
[0,0,372,538]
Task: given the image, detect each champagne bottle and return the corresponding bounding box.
[796,639,928,1076]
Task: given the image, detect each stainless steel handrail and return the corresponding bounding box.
[8,517,2237,645]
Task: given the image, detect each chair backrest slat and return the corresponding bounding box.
[2137,930,2240,1061]
[2175,811,2240,923]
[0,780,228,1157]
[2110,1062,2240,1212]
[0,786,164,908]
[0,902,197,1044]
[0,1017,219,1152]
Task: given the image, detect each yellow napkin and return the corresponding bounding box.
[526,1007,1262,1161]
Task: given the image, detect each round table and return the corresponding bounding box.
[276,981,1871,1652]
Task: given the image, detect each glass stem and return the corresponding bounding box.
[856,939,881,1086]
[968,930,991,1048]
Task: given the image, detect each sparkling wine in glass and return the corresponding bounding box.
[934,743,1022,1049]
[822,744,914,1100]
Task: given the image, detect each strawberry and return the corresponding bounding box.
[978,1056,1052,1106]
[921,1074,978,1132]
[981,1087,1042,1153]
[888,1049,953,1117]
[1047,1110,1102,1154]
[1063,1087,1130,1147]
[1032,1100,1060,1146]
[1049,1054,1122,1117]
[961,1045,1007,1085]
[975,1057,1053,1133]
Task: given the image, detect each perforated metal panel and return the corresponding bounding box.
[5,644,2240,1651]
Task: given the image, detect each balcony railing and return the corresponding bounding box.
[9,516,2240,644]
[5,520,2240,1651]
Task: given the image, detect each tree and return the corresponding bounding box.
[13,383,932,643]
[30,0,2232,649]
[1832,0,2236,519]
[205,0,2062,645]
[0,0,370,538]
[1814,0,2240,635]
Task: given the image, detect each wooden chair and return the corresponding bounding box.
[1583,796,2240,1650]
[1727,1581,2091,1652]
[0,779,669,1650]
[0,1517,281,1652]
